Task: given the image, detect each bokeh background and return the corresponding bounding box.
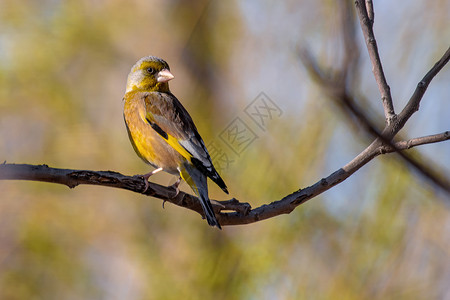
[1,0,449,299]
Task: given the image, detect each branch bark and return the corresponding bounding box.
[1,126,448,226]
[355,0,396,123]
[381,131,450,153]
[395,46,450,132]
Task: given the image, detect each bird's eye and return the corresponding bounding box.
[147,67,154,74]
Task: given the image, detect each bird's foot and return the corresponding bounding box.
[163,177,182,209]
[141,176,150,193]
[169,176,182,198]
[140,167,163,193]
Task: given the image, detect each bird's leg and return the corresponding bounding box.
[163,176,182,209]
[141,167,163,193]
[170,176,182,198]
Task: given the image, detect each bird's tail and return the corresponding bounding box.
[180,163,221,229]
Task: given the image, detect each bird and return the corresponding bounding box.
[123,56,228,229]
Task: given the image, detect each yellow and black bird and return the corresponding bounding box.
[123,56,228,229]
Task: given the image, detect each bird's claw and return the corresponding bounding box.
[169,177,182,199]
[141,176,150,193]
[170,185,180,199]
[140,167,163,193]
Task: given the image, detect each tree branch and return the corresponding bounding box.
[1,123,448,227]
[355,0,396,123]
[300,2,450,192]
[365,0,374,23]
[299,46,450,192]
[395,46,450,132]
[0,163,252,223]
[381,132,450,153]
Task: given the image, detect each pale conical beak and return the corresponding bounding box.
[157,69,174,83]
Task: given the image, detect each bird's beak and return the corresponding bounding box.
[157,69,174,83]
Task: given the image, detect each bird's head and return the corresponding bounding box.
[126,56,174,93]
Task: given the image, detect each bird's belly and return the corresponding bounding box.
[124,110,182,175]
[132,129,182,175]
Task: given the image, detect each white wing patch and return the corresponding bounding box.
[179,138,213,171]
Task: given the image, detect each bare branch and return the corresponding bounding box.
[1,123,448,228]
[382,132,450,153]
[395,47,450,131]
[0,162,375,225]
[300,46,450,192]
[355,0,396,123]
[0,163,252,223]
[365,0,374,24]
[300,3,450,193]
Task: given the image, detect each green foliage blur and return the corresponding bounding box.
[0,0,449,299]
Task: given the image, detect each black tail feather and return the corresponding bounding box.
[211,173,228,195]
[182,162,222,229]
[198,193,221,229]
[191,157,228,194]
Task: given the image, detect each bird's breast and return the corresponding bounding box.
[123,92,182,175]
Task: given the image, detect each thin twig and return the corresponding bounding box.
[355,0,396,123]
[382,132,450,153]
[365,0,374,24]
[395,47,450,132]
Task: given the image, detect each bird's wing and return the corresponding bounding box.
[142,92,228,194]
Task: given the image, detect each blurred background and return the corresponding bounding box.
[0,0,449,299]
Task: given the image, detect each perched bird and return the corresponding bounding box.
[123,56,228,229]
